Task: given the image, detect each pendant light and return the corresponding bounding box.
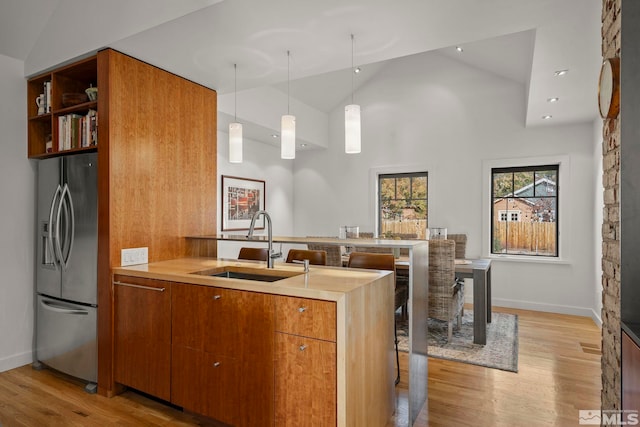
[229,63,243,163]
[345,34,361,154]
[281,50,296,159]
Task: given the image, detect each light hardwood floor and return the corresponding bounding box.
[0,307,601,427]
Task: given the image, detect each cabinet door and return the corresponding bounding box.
[113,275,171,401]
[172,345,238,426]
[172,283,275,426]
[275,333,337,426]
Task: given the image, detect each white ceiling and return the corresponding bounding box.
[0,0,602,145]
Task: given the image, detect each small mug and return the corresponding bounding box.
[36,94,45,115]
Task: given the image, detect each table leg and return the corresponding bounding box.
[487,266,492,323]
[473,268,487,345]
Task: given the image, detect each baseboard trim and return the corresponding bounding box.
[0,350,33,373]
[490,297,599,321]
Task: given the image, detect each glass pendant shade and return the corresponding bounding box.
[281,114,296,159]
[229,122,243,163]
[345,104,361,154]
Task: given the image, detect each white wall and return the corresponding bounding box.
[216,130,296,259]
[293,51,599,317]
[593,118,604,325]
[0,54,36,372]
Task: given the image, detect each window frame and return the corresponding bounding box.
[490,164,559,257]
[377,171,428,238]
[482,155,570,263]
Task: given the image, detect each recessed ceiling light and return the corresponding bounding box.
[300,143,307,147]
[554,70,568,76]
[271,134,279,138]
[547,97,559,103]
[542,115,553,120]
[456,46,463,53]
[354,67,361,74]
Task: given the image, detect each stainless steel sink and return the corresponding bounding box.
[191,266,301,282]
[208,271,288,282]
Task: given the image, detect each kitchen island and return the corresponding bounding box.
[186,234,429,426]
[112,257,396,426]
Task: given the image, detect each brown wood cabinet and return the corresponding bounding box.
[112,259,396,427]
[94,49,217,397]
[28,49,218,398]
[275,333,337,426]
[623,330,640,413]
[274,296,337,426]
[27,56,98,158]
[171,283,275,426]
[113,275,171,401]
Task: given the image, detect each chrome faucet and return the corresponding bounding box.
[247,210,281,268]
[291,259,310,273]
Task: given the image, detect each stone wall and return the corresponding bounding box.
[601,0,621,412]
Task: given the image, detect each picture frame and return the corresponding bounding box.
[221,175,266,231]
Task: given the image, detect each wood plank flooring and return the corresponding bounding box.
[0,307,601,427]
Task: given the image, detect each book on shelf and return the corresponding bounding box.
[57,110,97,150]
[43,81,51,113]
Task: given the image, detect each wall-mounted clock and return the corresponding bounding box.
[599,57,620,119]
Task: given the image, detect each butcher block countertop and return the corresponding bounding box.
[112,257,392,301]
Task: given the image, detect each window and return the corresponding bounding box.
[491,165,558,257]
[498,210,521,222]
[378,172,428,239]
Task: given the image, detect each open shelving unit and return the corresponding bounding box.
[27,55,98,158]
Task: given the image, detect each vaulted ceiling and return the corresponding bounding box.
[0,0,602,147]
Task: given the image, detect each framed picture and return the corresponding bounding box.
[221,175,266,231]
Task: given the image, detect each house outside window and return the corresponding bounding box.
[498,210,521,222]
[491,165,558,256]
[378,172,428,239]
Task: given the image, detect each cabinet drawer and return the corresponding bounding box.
[275,296,336,341]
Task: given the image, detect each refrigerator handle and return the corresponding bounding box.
[60,184,75,268]
[48,185,63,267]
[40,299,89,315]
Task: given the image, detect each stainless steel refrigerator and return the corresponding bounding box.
[35,152,98,391]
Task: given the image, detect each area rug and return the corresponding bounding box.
[396,310,519,372]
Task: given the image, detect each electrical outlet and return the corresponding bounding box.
[121,247,149,266]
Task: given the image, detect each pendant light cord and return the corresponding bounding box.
[287,50,291,114]
[351,34,355,104]
[234,63,237,121]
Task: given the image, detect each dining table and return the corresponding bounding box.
[453,258,492,344]
[394,257,492,345]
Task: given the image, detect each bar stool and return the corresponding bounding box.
[238,247,269,261]
[285,249,327,265]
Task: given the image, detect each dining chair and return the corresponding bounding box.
[448,233,467,259]
[448,233,468,302]
[428,239,464,342]
[285,249,327,266]
[237,247,269,261]
[347,252,404,385]
[306,243,342,267]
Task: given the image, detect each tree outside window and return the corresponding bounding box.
[378,172,428,239]
[491,165,558,256]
